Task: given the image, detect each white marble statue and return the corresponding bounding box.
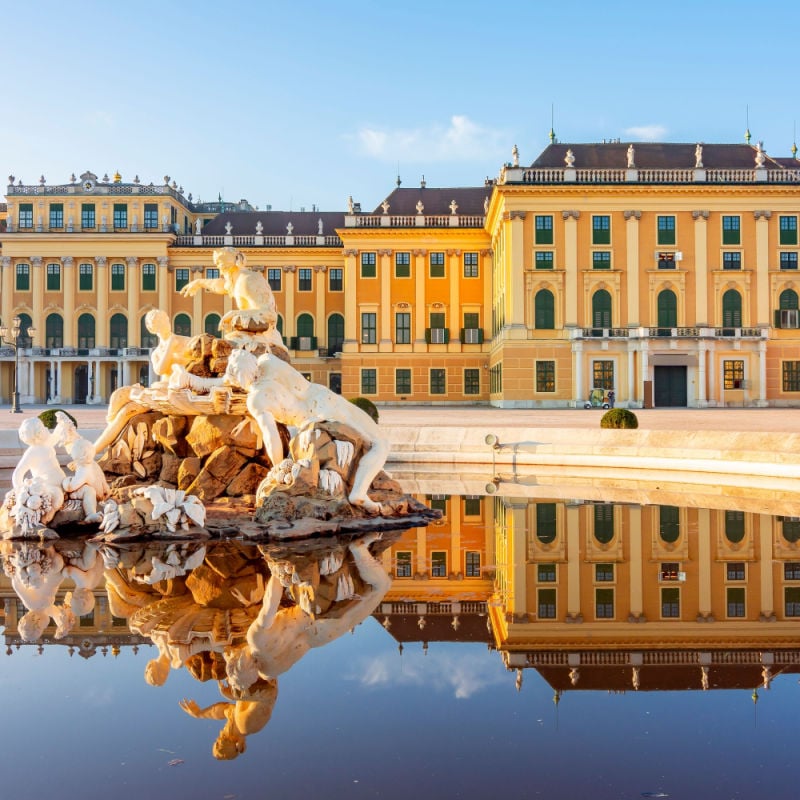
[146,308,196,385]
[195,218,202,235]
[62,437,111,523]
[564,149,575,167]
[755,141,766,167]
[627,144,635,169]
[695,143,704,169]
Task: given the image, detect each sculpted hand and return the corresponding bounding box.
[179,698,202,717]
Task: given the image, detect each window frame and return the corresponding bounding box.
[657,215,676,245]
[535,215,554,245]
[395,252,411,278]
[592,214,611,245]
[329,268,343,292]
[429,368,446,395]
[361,312,377,345]
[429,252,445,278]
[46,263,61,292]
[536,360,555,392]
[463,251,479,278]
[360,252,376,278]
[110,262,125,292]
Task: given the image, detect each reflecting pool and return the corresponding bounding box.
[2,481,799,799]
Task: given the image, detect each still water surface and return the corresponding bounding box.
[1,484,798,800]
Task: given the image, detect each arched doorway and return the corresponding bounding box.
[74,365,89,404]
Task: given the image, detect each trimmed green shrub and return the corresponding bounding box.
[600,408,638,429]
[350,396,379,423]
[38,408,78,430]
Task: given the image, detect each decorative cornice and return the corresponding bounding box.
[313,264,328,272]
[343,249,358,257]
[377,249,392,257]
[753,209,772,220]
[504,210,527,221]
[190,265,203,274]
[692,210,710,220]
[562,210,580,220]
[283,265,297,273]
[412,249,427,257]
[623,210,641,220]
[395,302,410,309]
[446,249,461,257]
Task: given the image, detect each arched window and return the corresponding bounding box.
[297,313,314,337]
[17,313,33,348]
[780,289,799,309]
[535,503,557,544]
[659,505,680,543]
[534,289,555,329]
[592,289,612,330]
[174,313,192,337]
[657,289,677,330]
[204,313,221,336]
[276,314,284,339]
[78,313,95,349]
[45,313,63,349]
[593,504,615,544]
[138,366,150,387]
[724,510,745,543]
[109,313,128,349]
[327,313,344,354]
[722,289,742,328]
[140,315,157,349]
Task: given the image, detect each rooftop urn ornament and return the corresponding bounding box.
[69,173,76,183]
[512,144,519,167]
[626,144,635,169]
[449,199,458,215]
[381,199,390,215]
[102,173,109,183]
[164,175,170,185]
[113,171,122,183]
[224,221,233,235]
[172,180,178,190]
[564,149,575,167]
[133,175,140,184]
[415,200,424,215]
[286,221,293,235]
[255,220,263,235]
[39,175,46,185]
[755,141,766,167]
[695,143,704,169]
[7,174,14,185]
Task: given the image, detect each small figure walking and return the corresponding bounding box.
[608,390,615,408]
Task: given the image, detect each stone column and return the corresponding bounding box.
[343,250,358,347]
[754,210,771,327]
[314,264,328,351]
[30,257,44,330]
[482,249,493,334]
[447,249,461,347]
[508,501,528,618]
[758,339,767,406]
[126,257,139,337]
[566,505,581,619]
[697,341,707,405]
[706,340,717,405]
[283,265,296,340]
[624,210,641,326]
[378,251,392,348]
[95,257,108,346]
[413,250,427,344]
[627,344,635,405]
[759,514,774,618]
[416,527,427,577]
[628,506,643,618]
[693,211,709,326]
[506,212,526,333]
[697,509,712,617]
[156,257,169,315]
[563,211,580,327]
[572,340,584,404]
[0,257,12,326]
[191,266,203,327]
[62,257,75,345]
[450,506,462,578]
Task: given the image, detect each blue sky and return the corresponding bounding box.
[3,0,796,212]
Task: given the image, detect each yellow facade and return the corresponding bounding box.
[3,141,800,408]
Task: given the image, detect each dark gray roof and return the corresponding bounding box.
[531,142,792,170]
[370,186,489,216]
[202,210,346,236]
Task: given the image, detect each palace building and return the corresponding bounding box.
[2,138,800,408]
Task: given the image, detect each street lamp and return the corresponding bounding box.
[0,316,37,413]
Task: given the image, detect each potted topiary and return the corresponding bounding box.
[38,408,78,430]
[600,408,638,429]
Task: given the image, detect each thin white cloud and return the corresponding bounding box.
[90,110,115,128]
[624,124,667,142]
[352,115,507,162]
[350,650,505,699]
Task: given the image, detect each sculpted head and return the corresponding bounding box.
[225,349,259,390]
[68,438,95,466]
[18,610,49,642]
[145,309,170,338]
[213,246,246,273]
[18,417,49,446]
[67,587,95,616]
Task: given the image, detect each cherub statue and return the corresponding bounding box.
[145,308,195,385]
[170,349,390,513]
[62,437,111,524]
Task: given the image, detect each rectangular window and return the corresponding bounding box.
[430,368,446,394]
[464,368,480,395]
[431,551,447,578]
[592,251,611,270]
[727,562,745,581]
[784,561,800,580]
[15,263,30,291]
[535,251,554,269]
[780,252,798,270]
[395,368,411,394]
[268,269,282,291]
[661,587,680,618]
[595,563,614,582]
[361,252,376,278]
[361,312,376,344]
[722,251,742,270]
[113,203,127,229]
[592,215,610,244]
[144,203,158,229]
[18,203,33,229]
[595,588,614,618]
[206,268,220,280]
[465,551,481,577]
[81,203,95,229]
[658,252,676,269]
[661,562,680,581]
[785,587,800,617]
[427,495,448,514]
[727,587,746,618]
[463,252,479,277]
[329,268,343,291]
[360,368,376,395]
[536,360,555,392]
[593,360,614,390]
[535,215,554,244]
[46,263,61,291]
[142,263,156,291]
[657,215,676,245]
[537,588,556,619]
[395,252,410,278]
[430,252,445,277]
[780,215,798,245]
[175,268,190,292]
[724,359,744,390]
[537,563,557,582]
[111,263,125,291]
[298,268,312,291]
[395,312,411,344]
[463,311,479,330]
[782,361,800,391]
[722,215,741,245]
[79,262,93,291]
[430,312,445,329]
[395,552,412,578]
[464,496,482,517]
[49,203,63,228]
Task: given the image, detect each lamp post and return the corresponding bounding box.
[0,316,37,413]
